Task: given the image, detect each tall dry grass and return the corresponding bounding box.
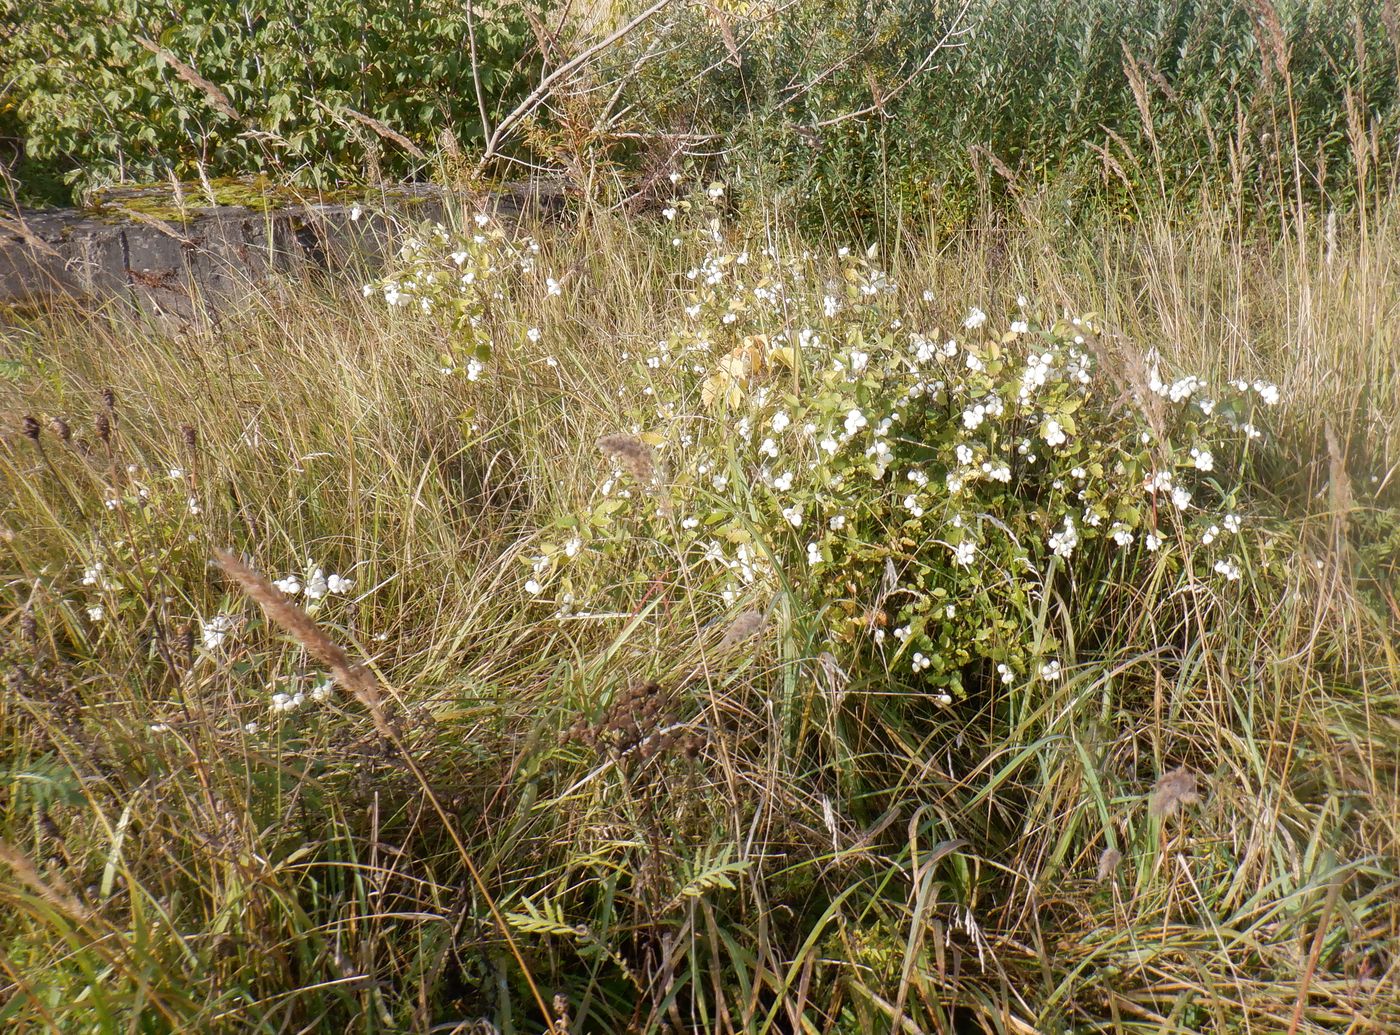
[0,194,1397,1032]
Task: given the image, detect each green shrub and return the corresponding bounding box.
[0,0,541,203]
[368,186,1280,705]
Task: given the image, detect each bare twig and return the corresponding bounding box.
[135,37,242,122]
[343,107,428,161]
[464,0,494,148]
[478,0,674,171]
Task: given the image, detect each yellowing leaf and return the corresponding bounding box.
[769,345,796,368]
[701,375,724,407]
[701,375,744,409]
[715,354,749,380]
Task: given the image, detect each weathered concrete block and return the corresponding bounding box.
[0,181,562,321]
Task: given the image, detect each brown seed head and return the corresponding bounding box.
[0,839,89,921]
[94,413,111,444]
[48,418,72,442]
[181,423,198,452]
[551,992,571,1035]
[1095,846,1123,882]
[1150,766,1201,819]
[718,608,765,651]
[213,548,388,735]
[6,668,28,697]
[597,433,656,484]
[21,415,40,441]
[176,623,195,670]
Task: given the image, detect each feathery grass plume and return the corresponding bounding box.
[1325,420,1355,540]
[134,37,243,123]
[213,548,386,722]
[1099,334,1169,442]
[1096,846,1123,882]
[0,838,88,920]
[596,432,657,484]
[48,417,71,442]
[1150,766,1201,818]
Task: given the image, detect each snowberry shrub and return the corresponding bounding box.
[370,190,1278,702]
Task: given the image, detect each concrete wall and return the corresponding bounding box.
[0,183,557,321]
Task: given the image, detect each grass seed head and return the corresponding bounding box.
[213,548,384,715]
[718,608,765,651]
[1150,766,1201,819]
[1096,846,1123,881]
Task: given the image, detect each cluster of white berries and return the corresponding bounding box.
[270,680,333,715]
[273,566,352,601]
[1048,516,1079,559]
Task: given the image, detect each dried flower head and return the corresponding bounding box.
[48,418,71,442]
[181,423,198,452]
[597,433,656,484]
[551,994,571,1035]
[1150,766,1200,819]
[563,679,694,768]
[717,609,764,651]
[93,413,111,444]
[1096,846,1123,882]
[21,416,40,441]
[682,731,704,759]
[100,387,116,413]
[176,623,195,671]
